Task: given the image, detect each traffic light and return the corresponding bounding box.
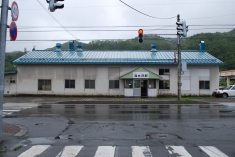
[138,29,144,43]
[46,0,64,12]
[176,21,188,37]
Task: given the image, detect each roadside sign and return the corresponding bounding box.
[11,1,19,21]
[10,22,17,41]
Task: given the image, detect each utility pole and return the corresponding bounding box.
[0,0,9,142]
[177,14,181,100]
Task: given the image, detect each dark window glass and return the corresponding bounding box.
[231,86,235,90]
[159,69,170,75]
[109,80,113,88]
[90,80,95,89]
[114,80,119,88]
[159,80,170,89]
[109,80,119,89]
[205,81,210,89]
[85,80,89,88]
[70,80,75,88]
[159,69,164,75]
[199,81,204,89]
[85,80,95,89]
[199,81,210,89]
[65,80,75,88]
[148,79,156,88]
[65,80,70,88]
[38,79,51,91]
[10,80,16,83]
[125,80,133,88]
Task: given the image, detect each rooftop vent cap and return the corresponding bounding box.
[55,43,62,52]
[151,43,157,52]
[76,43,83,52]
[69,41,74,51]
[199,41,206,52]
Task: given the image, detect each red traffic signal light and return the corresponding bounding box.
[138,29,144,43]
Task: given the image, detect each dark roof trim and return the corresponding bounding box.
[4,71,17,75]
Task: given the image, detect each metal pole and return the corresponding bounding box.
[0,0,9,142]
[177,14,181,100]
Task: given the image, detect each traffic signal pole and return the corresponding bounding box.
[177,14,181,100]
[0,0,9,142]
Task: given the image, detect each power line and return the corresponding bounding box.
[119,0,176,19]
[13,28,235,33]
[6,36,235,42]
[19,1,235,10]
[37,0,79,41]
[16,24,235,29]
[17,25,175,29]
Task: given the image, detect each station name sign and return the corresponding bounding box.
[133,72,149,78]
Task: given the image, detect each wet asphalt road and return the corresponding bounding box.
[14,103,235,120]
[2,103,235,157]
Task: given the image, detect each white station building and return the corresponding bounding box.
[4,42,223,97]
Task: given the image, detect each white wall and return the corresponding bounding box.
[11,64,220,96]
[4,74,17,95]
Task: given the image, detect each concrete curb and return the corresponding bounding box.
[14,125,28,137]
[55,101,211,104]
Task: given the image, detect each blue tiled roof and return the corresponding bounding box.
[13,50,223,65]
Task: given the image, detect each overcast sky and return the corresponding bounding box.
[1,0,235,52]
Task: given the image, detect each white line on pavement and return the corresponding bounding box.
[132,146,152,157]
[166,145,192,157]
[94,146,116,157]
[56,146,83,157]
[199,146,229,157]
[17,145,50,157]
[3,110,20,112]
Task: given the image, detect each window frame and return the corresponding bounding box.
[65,79,75,89]
[10,80,16,84]
[148,79,156,89]
[159,69,170,75]
[85,80,95,89]
[38,79,51,91]
[124,79,133,88]
[109,80,119,89]
[199,80,210,90]
[159,80,170,89]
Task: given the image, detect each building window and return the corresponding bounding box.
[38,79,51,91]
[109,80,119,89]
[159,69,170,75]
[159,80,170,89]
[10,80,16,83]
[65,80,75,89]
[85,80,95,89]
[125,80,133,88]
[199,81,210,89]
[148,80,156,88]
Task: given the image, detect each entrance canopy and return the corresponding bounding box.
[120,67,162,79]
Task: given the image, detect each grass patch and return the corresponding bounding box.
[176,98,193,101]
[13,145,22,151]
[0,150,6,155]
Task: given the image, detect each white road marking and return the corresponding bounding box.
[166,145,192,157]
[199,146,229,157]
[94,146,116,157]
[3,110,20,112]
[132,146,152,157]
[17,145,50,157]
[56,146,83,157]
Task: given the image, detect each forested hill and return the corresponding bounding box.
[180,30,235,70]
[5,29,235,71]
